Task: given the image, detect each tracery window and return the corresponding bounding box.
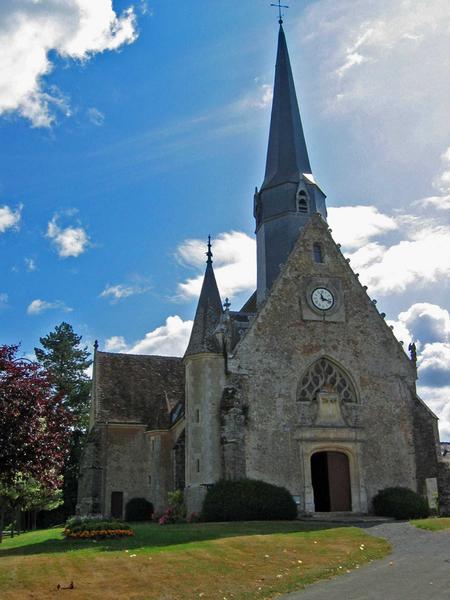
[298,358,356,403]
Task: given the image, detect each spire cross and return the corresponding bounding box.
[206,235,213,264]
[224,298,231,311]
[270,1,289,24]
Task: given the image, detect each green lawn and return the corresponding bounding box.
[0,521,390,600]
[411,517,450,531]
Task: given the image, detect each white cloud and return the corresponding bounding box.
[177,231,256,300]
[0,1,138,127]
[105,315,193,357]
[234,84,274,112]
[418,386,450,441]
[87,107,105,126]
[423,145,450,210]
[397,303,450,345]
[0,293,8,310]
[337,209,450,294]
[100,283,149,303]
[301,0,450,160]
[27,298,72,315]
[0,204,22,233]
[46,215,89,258]
[25,257,36,272]
[328,205,397,249]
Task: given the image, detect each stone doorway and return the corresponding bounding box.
[311,451,351,511]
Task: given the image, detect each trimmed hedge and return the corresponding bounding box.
[372,487,430,520]
[201,479,298,522]
[64,517,134,539]
[125,497,154,522]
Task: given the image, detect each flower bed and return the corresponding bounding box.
[64,516,134,539]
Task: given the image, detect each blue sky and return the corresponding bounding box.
[0,1,449,437]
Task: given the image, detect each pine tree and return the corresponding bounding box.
[34,322,92,516]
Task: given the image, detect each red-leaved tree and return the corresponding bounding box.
[0,345,72,541]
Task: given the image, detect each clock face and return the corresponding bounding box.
[311,287,335,311]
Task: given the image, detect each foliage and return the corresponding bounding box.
[0,345,71,489]
[201,479,298,522]
[34,322,92,429]
[125,498,154,522]
[372,487,430,520]
[64,516,134,539]
[34,322,92,516]
[158,490,187,525]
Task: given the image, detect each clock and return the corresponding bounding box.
[311,287,335,311]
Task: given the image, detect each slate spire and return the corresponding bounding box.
[184,238,223,357]
[261,24,312,192]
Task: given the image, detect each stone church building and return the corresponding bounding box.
[77,24,448,518]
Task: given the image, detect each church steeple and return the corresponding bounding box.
[261,24,311,192]
[184,238,223,357]
[255,23,327,304]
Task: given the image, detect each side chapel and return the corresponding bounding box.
[77,22,447,518]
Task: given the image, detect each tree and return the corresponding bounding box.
[0,345,71,541]
[34,323,92,516]
[35,322,92,428]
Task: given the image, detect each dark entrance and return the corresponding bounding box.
[111,491,124,519]
[311,451,351,512]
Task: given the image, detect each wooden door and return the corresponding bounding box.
[111,491,124,519]
[327,452,351,511]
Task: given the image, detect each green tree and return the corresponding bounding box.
[34,323,92,516]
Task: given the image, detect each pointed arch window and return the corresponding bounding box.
[297,190,308,213]
[298,358,357,403]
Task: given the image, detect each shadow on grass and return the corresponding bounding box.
[0,521,344,558]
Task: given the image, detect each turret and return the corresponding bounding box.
[184,238,226,513]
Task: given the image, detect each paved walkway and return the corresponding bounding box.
[282,522,450,600]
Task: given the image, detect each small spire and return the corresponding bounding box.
[206,235,213,264]
[224,298,231,311]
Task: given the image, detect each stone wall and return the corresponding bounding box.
[438,461,450,516]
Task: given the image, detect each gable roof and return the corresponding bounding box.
[93,351,184,430]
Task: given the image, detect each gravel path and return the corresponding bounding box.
[282,522,450,600]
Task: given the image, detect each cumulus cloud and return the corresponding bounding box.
[328,205,397,249]
[46,214,90,258]
[234,84,274,112]
[0,204,22,233]
[105,315,193,357]
[301,0,450,160]
[176,231,256,300]
[100,282,149,303]
[27,299,73,315]
[0,1,138,127]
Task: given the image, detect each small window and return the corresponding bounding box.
[297,191,308,213]
[148,474,152,485]
[196,459,200,473]
[195,409,200,423]
[151,438,155,451]
[313,243,324,263]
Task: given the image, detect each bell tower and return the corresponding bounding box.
[255,23,327,304]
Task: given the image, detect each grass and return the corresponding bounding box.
[411,517,450,531]
[0,521,390,600]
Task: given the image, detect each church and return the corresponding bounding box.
[77,22,448,518]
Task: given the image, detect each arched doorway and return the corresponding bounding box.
[311,451,351,512]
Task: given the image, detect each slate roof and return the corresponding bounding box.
[94,351,185,430]
[185,261,223,357]
[261,24,312,192]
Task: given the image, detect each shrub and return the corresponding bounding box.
[159,490,187,525]
[64,516,134,539]
[125,497,154,522]
[372,487,430,520]
[201,479,298,522]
